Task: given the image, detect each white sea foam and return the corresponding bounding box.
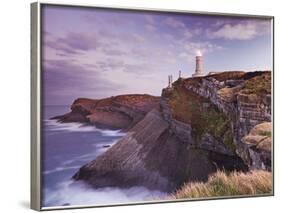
[61,154,93,166]
[43,180,166,207]
[45,119,126,137]
[60,139,119,167]
[43,119,159,208]
[45,120,97,132]
[100,129,126,137]
[44,166,81,175]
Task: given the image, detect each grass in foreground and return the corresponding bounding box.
[171,170,272,199]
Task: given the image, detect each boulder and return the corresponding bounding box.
[240,122,272,170]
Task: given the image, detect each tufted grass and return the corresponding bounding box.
[171,170,272,199]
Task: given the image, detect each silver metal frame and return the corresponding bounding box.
[31,2,41,211]
[31,1,274,211]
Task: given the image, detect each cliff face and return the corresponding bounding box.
[73,109,246,192]
[63,71,271,192]
[162,71,271,170]
[52,94,160,130]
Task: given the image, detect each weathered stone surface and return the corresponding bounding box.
[199,133,234,156]
[160,96,234,156]
[160,97,193,145]
[240,122,272,170]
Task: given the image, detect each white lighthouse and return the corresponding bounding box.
[192,50,204,77]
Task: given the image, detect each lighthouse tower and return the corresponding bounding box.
[192,50,204,77]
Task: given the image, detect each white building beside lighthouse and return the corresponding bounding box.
[192,50,204,77]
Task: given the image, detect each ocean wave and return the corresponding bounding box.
[60,143,118,167]
[44,119,126,137]
[60,152,98,167]
[100,130,126,137]
[43,166,81,175]
[43,180,166,207]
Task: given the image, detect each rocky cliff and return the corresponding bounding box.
[52,94,160,130]
[55,71,271,193]
[73,108,246,192]
[162,71,271,170]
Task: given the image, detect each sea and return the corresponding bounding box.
[42,105,165,208]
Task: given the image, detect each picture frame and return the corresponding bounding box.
[31,2,274,211]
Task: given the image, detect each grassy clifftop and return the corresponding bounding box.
[52,94,160,129]
[73,94,160,112]
[171,170,272,199]
[242,72,271,95]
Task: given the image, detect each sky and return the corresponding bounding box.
[42,5,273,106]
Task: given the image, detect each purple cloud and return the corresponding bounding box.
[164,17,186,28]
[58,32,100,51]
[43,59,124,105]
[122,63,150,74]
[101,48,127,56]
[44,32,100,55]
[206,20,270,40]
[96,59,125,72]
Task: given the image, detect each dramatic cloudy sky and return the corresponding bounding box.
[42,5,272,105]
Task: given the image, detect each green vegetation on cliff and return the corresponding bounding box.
[166,83,235,151]
[242,72,271,95]
[211,71,271,96]
[171,170,272,199]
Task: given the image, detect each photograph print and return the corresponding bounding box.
[39,3,273,209]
